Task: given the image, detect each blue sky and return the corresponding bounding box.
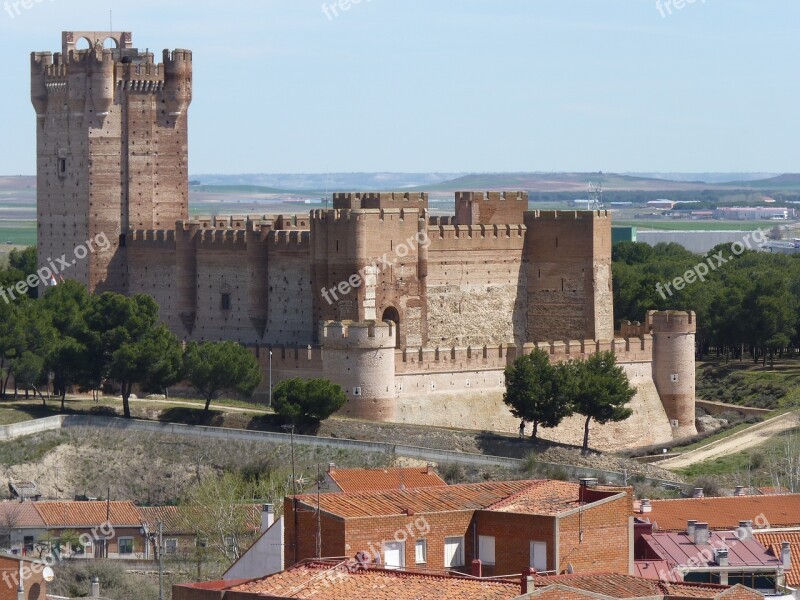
[0,0,798,174]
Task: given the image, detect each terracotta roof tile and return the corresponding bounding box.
[488,480,594,516]
[228,560,521,599]
[530,573,755,599]
[327,467,447,493]
[33,501,142,528]
[754,530,800,586]
[0,502,46,528]
[295,480,533,518]
[137,505,262,535]
[647,495,800,531]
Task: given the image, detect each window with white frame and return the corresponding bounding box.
[415,539,427,564]
[478,535,496,565]
[530,541,547,572]
[444,536,464,568]
[118,537,133,555]
[383,541,405,570]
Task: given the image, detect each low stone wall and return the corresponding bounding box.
[696,399,771,418]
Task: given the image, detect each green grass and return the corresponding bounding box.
[0,222,36,246]
[697,358,800,409]
[0,429,69,466]
[616,220,775,231]
[676,425,800,480]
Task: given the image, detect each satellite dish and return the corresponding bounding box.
[42,566,54,582]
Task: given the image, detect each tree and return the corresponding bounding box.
[108,324,183,418]
[564,351,636,453]
[13,351,46,403]
[272,378,347,423]
[183,341,263,412]
[503,348,571,440]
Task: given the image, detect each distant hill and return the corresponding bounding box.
[725,173,800,190]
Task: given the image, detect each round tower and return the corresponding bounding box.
[649,310,697,437]
[322,320,397,421]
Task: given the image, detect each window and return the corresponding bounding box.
[221,293,231,310]
[58,158,66,177]
[118,537,133,555]
[196,537,208,548]
[444,536,464,568]
[383,541,405,570]
[165,539,178,555]
[415,539,427,564]
[530,541,547,572]
[478,535,496,565]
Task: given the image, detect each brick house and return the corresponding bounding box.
[284,478,635,577]
[0,555,48,600]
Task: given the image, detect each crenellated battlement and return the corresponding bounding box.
[129,229,177,244]
[528,209,610,220]
[321,320,396,349]
[456,191,528,203]
[430,223,526,240]
[647,309,696,333]
[428,216,456,226]
[396,344,514,374]
[197,229,248,246]
[333,191,429,210]
[271,230,311,248]
[521,336,654,364]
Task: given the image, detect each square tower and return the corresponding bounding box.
[31,31,192,293]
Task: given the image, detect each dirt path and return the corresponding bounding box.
[656,411,800,469]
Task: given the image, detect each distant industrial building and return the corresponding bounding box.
[715,207,793,220]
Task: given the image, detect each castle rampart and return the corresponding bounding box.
[454,191,528,226]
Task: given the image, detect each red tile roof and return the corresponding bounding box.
[137,505,262,534]
[295,480,533,518]
[33,501,142,528]
[648,495,800,531]
[633,559,675,581]
[0,502,46,528]
[755,530,800,586]
[227,560,521,599]
[530,573,759,599]
[327,467,447,493]
[756,486,791,495]
[295,480,599,519]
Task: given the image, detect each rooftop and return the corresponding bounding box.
[137,504,262,534]
[755,530,800,586]
[0,502,46,528]
[528,572,761,599]
[294,480,617,519]
[34,501,142,528]
[640,530,783,572]
[224,560,521,599]
[326,466,447,493]
[646,494,800,531]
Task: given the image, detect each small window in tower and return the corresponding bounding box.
[58,158,66,177]
[119,234,126,247]
[221,293,231,311]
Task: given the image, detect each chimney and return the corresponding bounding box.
[692,487,705,499]
[734,485,745,497]
[90,576,100,598]
[472,559,482,578]
[640,498,652,514]
[687,520,698,537]
[716,548,729,567]
[781,541,791,570]
[520,567,535,594]
[579,478,598,488]
[426,463,435,474]
[694,522,710,546]
[261,504,275,532]
[327,462,336,473]
[737,520,752,541]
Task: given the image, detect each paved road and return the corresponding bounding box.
[656,411,800,470]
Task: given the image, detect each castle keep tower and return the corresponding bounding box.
[31,31,191,293]
[648,310,697,437]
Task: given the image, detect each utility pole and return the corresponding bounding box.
[269,350,273,408]
[158,521,164,600]
[316,464,321,558]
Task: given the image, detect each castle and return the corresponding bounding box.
[30,32,697,450]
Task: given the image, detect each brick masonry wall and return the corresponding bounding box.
[0,556,46,600]
[557,494,632,574]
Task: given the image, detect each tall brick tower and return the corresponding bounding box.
[31,31,191,293]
